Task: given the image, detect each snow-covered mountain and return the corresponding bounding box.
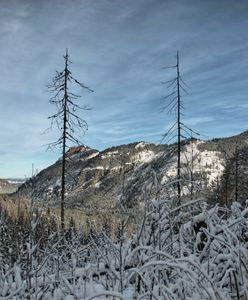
[0,178,24,194]
[16,131,248,208]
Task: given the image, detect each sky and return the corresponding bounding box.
[0,0,248,178]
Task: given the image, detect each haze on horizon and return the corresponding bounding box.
[0,0,248,178]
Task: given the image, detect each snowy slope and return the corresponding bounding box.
[16,131,248,207]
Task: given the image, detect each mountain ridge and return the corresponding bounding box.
[15,131,248,208]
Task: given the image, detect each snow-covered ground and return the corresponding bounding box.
[0,198,247,299]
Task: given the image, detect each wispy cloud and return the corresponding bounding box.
[0,0,248,176]
[183,117,215,127]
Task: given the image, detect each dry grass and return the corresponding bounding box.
[0,194,30,220]
[0,194,137,237]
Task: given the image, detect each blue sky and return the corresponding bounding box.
[0,0,248,177]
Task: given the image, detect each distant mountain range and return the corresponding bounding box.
[0,178,25,194]
[14,130,248,208]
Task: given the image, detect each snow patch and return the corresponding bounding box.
[83,166,105,171]
[135,142,150,149]
[101,150,119,159]
[133,150,155,164]
[94,181,101,188]
[86,152,100,160]
[162,141,225,187]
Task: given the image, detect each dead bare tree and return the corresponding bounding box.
[161,51,192,206]
[47,49,93,230]
[234,141,239,203]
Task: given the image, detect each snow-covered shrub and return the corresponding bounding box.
[0,192,247,299]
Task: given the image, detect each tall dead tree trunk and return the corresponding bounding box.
[176,51,181,205]
[60,50,69,230]
[161,51,189,206]
[47,49,93,230]
[235,142,238,202]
